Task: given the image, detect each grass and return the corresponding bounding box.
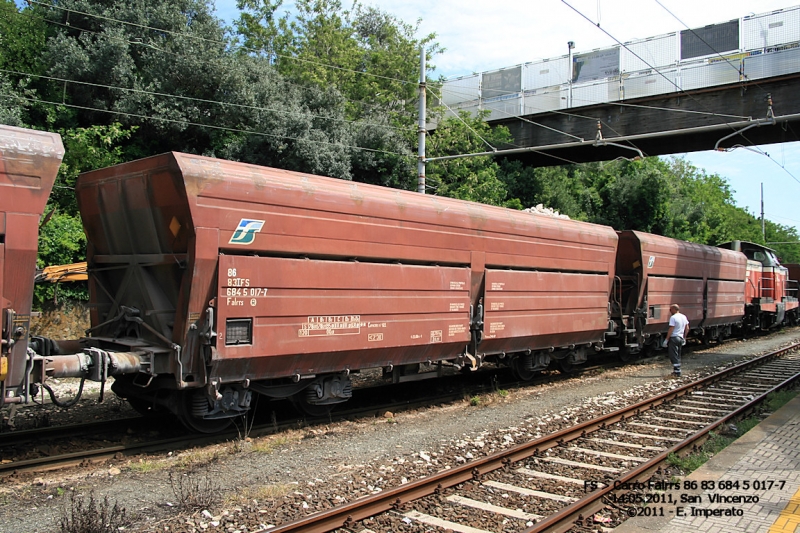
[127,458,165,473]
[175,448,225,469]
[667,388,798,474]
[764,389,797,411]
[251,434,300,454]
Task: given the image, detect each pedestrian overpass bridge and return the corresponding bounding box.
[434,5,800,166]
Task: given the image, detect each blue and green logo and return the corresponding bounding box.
[228,219,265,245]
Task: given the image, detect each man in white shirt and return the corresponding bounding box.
[664,304,689,377]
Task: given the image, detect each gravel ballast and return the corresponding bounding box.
[1,330,797,533]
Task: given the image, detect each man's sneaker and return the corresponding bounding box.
[672,372,681,378]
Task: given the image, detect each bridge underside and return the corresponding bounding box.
[488,74,800,167]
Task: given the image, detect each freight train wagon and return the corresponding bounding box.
[74,152,618,431]
[3,123,796,432]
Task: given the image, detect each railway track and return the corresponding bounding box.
[258,342,800,533]
[0,339,791,481]
[0,354,616,476]
[0,367,501,476]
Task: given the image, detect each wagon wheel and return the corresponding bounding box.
[176,391,233,434]
[556,359,575,375]
[126,396,161,417]
[290,394,334,418]
[510,356,538,381]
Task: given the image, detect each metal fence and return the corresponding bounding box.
[436,5,800,124]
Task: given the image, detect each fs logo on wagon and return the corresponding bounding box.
[229,218,265,245]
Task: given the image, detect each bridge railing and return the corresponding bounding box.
[433,5,800,127]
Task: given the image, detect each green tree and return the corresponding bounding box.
[34,211,87,306]
[0,0,49,126]
[427,111,517,206]
[236,0,441,123]
[0,0,47,76]
[0,72,27,126]
[50,123,136,215]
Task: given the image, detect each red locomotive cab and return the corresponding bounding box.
[745,260,762,303]
[719,241,799,329]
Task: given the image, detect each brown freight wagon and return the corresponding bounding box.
[76,153,619,430]
[614,230,747,351]
[0,126,63,406]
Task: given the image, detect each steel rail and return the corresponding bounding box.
[524,349,800,532]
[0,374,490,476]
[0,416,147,448]
[0,356,613,476]
[260,342,800,533]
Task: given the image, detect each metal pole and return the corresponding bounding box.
[567,41,575,108]
[417,47,426,194]
[761,182,765,242]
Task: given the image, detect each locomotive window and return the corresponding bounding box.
[226,319,253,345]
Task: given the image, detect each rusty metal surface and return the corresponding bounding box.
[644,276,704,333]
[616,231,747,333]
[481,270,610,353]
[0,126,63,400]
[78,153,618,385]
[705,280,746,327]
[216,255,471,379]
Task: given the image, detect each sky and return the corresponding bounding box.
[16,0,800,234]
[209,0,800,235]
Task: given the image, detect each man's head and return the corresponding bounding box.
[670,304,680,315]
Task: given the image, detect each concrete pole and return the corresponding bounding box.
[418,47,426,194]
[761,182,765,242]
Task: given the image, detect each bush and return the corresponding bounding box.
[168,469,220,511]
[57,491,131,533]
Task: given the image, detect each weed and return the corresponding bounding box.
[168,468,220,511]
[175,448,222,469]
[735,417,760,435]
[57,491,131,533]
[665,390,800,477]
[252,434,300,454]
[667,422,748,474]
[469,396,481,406]
[765,389,798,412]
[497,389,509,398]
[667,451,707,473]
[128,459,163,473]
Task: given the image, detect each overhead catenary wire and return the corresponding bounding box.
[436,74,646,153]
[1,93,413,158]
[560,0,755,128]
[26,0,418,87]
[647,1,800,190]
[0,68,414,133]
[427,87,498,152]
[560,0,800,188]
[11,8,419,121]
